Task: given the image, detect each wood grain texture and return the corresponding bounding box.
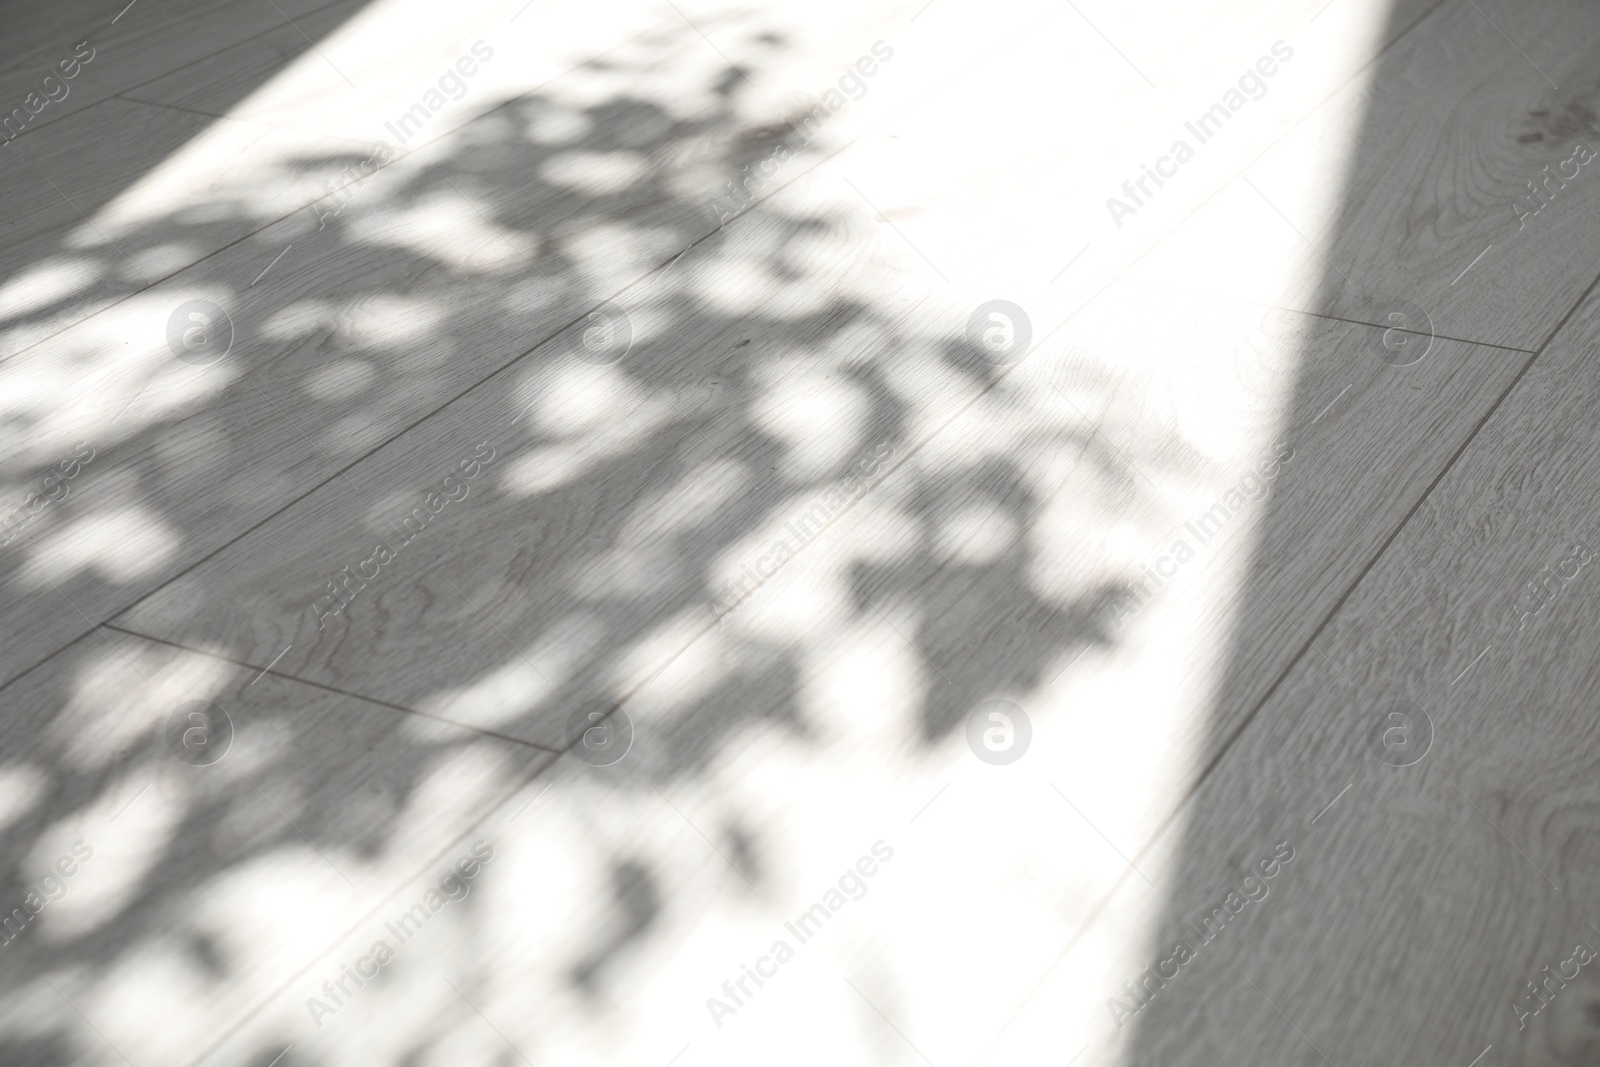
[0,9,926,691]
[838,285,1544,793]
[106,271,1517,777]
[0,0,1307,692]
[0,98,215,252]
[115,0,668,151]
[0,97,392,355]
[1130,0,1600,350]
[0,625,554,1066]
[151,286,1549,1067]
[0,0,1450,700]
[103,197,971,749]
[11,3,1597,1065]
[113,0,369,122]
[0,0,701,355]
[992,219,1600,1067]
[0,0,351,140]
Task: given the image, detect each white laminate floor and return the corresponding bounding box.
[4,1,1598,1065]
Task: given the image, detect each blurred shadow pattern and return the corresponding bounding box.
[0,5,1173,1064]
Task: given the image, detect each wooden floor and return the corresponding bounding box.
[4,0,1600,1064]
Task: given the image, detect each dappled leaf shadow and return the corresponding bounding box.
[0,11,1177,1065]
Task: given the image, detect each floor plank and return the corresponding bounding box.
[0,26,938,696]
[0,0,353,142]
[105,273,1519,921]
[0,625,555,1067]
[990,222,1600,1067]
[21,0,1447,741]
[0,0,706,355]
[0,0,1294,694]
[9,3,1587,1065]
[0,0,350,154]
[1129,0,1600,350]
[150,283,1548,1067]
[116,0,674,152]
[0,97,398,356]
[1,98,219,253]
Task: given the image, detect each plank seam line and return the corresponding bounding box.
[0,0,1140,688]
[1119,280,1542,354]
[0,0,359,154]
[1184,260,1600,811]
[100,622,566,753]
[966,3,1575,1054]
[0,0,1458,695]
